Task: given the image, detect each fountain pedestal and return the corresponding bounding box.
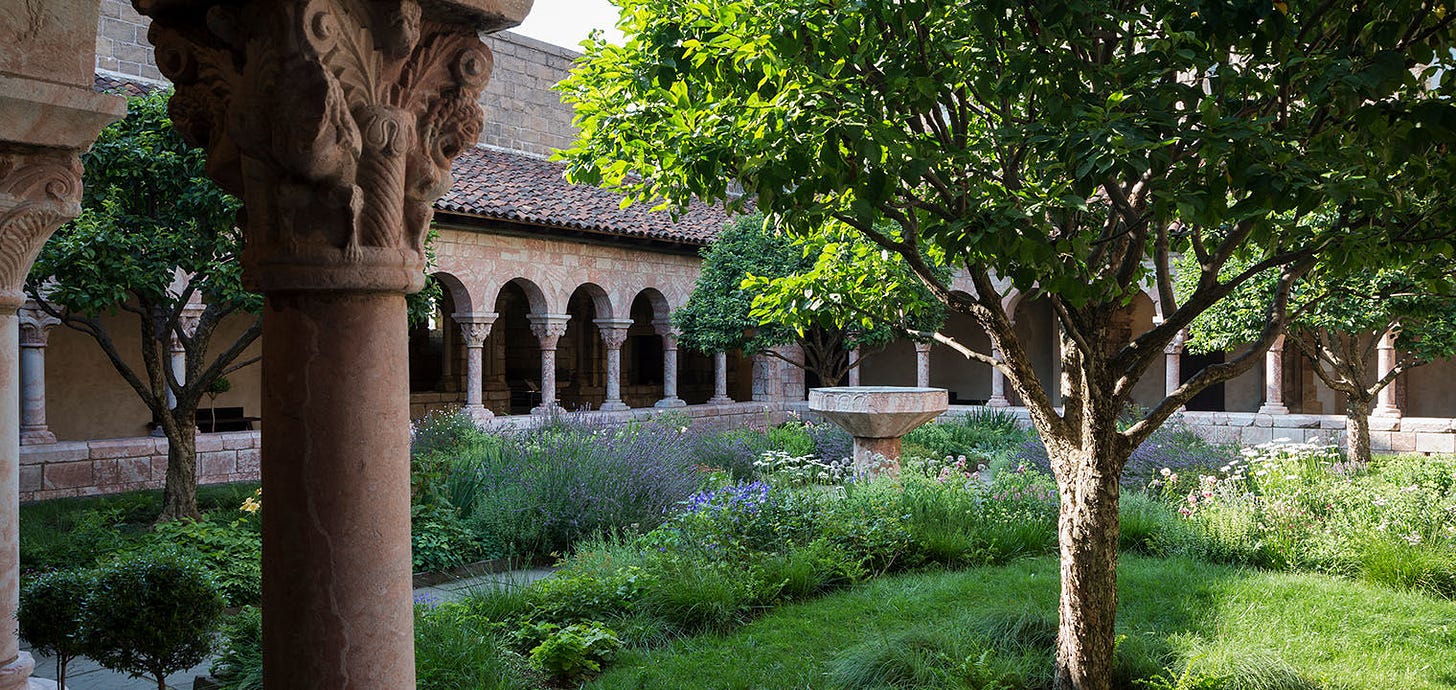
[808,386,948,477]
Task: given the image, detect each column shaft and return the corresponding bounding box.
[0,310,33,687]
[261,293,414,687]
[987,345,1009,407]
[914,341,932,388]
[709,351,732,404]
[656,333,685,408]
[464,343,483,408]
[1374,331,1402,417]
[18,345,51,445]
[1258,335,1289,415]
[847,347,861,386]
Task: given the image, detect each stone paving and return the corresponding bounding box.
[23,567,555,689]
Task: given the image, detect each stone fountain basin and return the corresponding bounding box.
[808,386,948,438]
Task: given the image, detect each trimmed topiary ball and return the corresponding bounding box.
[80,550,226,689]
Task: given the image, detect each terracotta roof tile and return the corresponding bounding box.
[439,146,728,246]
[94,73,164,97]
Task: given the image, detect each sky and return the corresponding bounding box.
[512,1,625,51]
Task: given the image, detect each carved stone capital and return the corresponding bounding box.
[527,313,570,348]
[454,312,496,347]
[594,318,632,350]
[1164,329,1187,355]
[137,0,526,294]
[0,147,84,309]
[17,299,61,346]
[171,302,207,351]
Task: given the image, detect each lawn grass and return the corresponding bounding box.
[589,555,1456,690]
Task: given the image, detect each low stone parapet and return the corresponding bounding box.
[20,431,260,502]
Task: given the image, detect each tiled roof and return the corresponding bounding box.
[439,146,729,246]
[94,73,164,96]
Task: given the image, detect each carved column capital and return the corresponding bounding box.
[454,312,496,347]
[594,318,632,349]
[1164,329,1187,355]
[527,313,570,348]
[17,300,61,347]
[0,148,84,310]
[138,0,517,294]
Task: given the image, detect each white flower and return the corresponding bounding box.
[1160,468,1173,478]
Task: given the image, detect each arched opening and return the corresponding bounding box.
[560,284,610,411]
[930,292,994,405]
[624,290,667,407]
[493,279,546,414]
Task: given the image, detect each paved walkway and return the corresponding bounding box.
[23,567,555,689]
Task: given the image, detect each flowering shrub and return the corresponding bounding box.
[755,450,853,486]
[1016,416,1235,488]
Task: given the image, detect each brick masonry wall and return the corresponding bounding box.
[20,431,260,502]
[94,0,578,157]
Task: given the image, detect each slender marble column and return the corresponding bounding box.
[1258,334,1290,415]
[1373,330,1403,417]
[1164,330,1186,401]
[847,347,862,386]
[17,303,59,446]
[986,344,1010,407]
[914,341,932,388]
[653,320,686,408]
[454,312,496,421]
[134,3,525,686]
[594,318,632,411]
[165,301,205,413]
[529,314,571,414]
[709,351,733,404]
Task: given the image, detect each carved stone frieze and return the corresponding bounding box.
[135,0,512,293]
[0,147,83,310]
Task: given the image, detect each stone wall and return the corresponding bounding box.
[95,0,578,156]
[20,431,260,502]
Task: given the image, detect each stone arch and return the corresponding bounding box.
[495,277,550,315]
[631,287,672,324]
[571,282,614,320]
[430,270,479,316]
[930,290,995,404]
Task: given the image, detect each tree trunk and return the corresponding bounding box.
[159,408,200,521]
[1345,396,1373,466]
[1052,452,1122,690]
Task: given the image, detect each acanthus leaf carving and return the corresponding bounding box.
[0,148,83,308]
[136,0,497,294]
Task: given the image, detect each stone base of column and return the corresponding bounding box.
[599,401,629,412]
[707,395,734,406]
[464,405,494,424]
[985,396,1010,408]
[654,398,686,409]
[1372,405,1402,418]
[531,403,562,416]
[27,680,56,690]
[0,653,35,690]
[1257,403,1289,415]
[19,428,55,445]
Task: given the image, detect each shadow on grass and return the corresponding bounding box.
[589,555,1456,690]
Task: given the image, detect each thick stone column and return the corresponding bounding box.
[654,320,686,408]
[1373,330,1402,417]
[986,344,1010,407]
[1164,330,1186,401]
[1258,334,1290,415]
[914,341,932,388]
[528,314,570,414]
[847,347,862,386]
[17,303,60,446]
[594,318,631,411]
[134,1,525,686]
[454,312,496,421]
[1,5,123,683]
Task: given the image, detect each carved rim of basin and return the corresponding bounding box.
[807,386,949,439]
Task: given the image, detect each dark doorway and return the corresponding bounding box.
[1182,351,1226,411]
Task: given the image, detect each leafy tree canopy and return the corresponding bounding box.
[675,213,944,357]
[34,89,255,317]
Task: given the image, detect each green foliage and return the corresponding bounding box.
[415,602,536,690]
[904,409,1031,462]
[80,551,226,686]
[209,607,263,690]
[18,568,94,686]
[141,517,262,607]
[412,502,483,573]
[524,621,622,682]
[674,213,802,355]
[35,89,251,315]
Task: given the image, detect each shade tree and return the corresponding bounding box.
[558,2,1456,688]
